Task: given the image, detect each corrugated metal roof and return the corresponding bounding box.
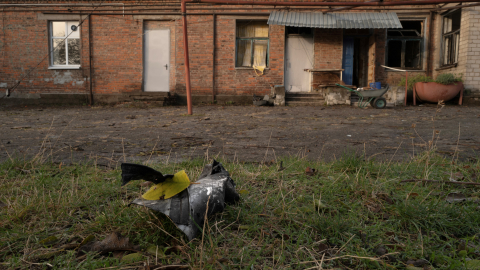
[268,11,402,29]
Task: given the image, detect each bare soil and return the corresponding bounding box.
[1,103,479,166]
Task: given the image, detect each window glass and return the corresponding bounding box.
[67,22,80,38]
[387,40,402,67]
[52,39,66,65]
[237,40,251,67]
[405,40,421,68]
[442,10,461,65]
[386,20,424,70]
[253,40,268,67]
[237,21,268,38]
[68,39,81,65]
[52,22,66,37]
[236,21,269,68]
[50,21,80,67]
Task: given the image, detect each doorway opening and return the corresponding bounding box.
[342,36,369,88]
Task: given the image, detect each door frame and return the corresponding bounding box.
[142,23,171,92]
[284,33,314,93]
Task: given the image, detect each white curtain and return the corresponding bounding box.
[237,22,268,67]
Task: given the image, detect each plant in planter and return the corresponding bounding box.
[399,73,464,104]
[398,74,433,91]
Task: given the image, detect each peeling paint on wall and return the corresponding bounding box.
[53,71,74,85]
[0,83,7,88]
[72,80,84,86]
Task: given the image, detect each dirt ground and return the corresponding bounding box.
[1,103,479,166]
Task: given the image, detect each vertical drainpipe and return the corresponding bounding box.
[89,14,94,105]
[212,14,216,102]
[427,11,435,78]
[182,0,193,115]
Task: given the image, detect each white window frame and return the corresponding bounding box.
[49,21,81,69]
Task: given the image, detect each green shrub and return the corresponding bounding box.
[435,73,463,85]
[398,75,433,91]
[398,73,463,90]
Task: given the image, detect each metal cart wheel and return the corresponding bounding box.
[373,97,387,109]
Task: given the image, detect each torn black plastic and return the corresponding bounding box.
[127,160,240,240]
[121,163,174,186]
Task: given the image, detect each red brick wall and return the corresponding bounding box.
[312,29,343,87]
[91,15,142,94]
[175,15,214,95]
[213,17,284,96]
[0,2,441,101]
[314,29,343,69]
[0,11,89,96]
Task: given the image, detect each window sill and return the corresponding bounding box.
[235,67,269,70]
[49,66,81,70]
[435,63,458,71]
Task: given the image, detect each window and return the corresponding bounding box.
[235,21,269,68]
[386,20,424,70]
[442,10,461,66]
[50,21,81,68]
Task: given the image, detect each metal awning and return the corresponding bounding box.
[268,11,402,29]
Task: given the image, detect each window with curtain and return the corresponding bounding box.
[442,10,461,66]
[50,21,81,68]
[386,20,424,70]
[236,21,269,68]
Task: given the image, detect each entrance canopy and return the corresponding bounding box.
[268,11,402,29]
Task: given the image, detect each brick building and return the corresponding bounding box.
[0,0,479,105]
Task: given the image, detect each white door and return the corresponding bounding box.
[144,29,170,92]
[285,35,314,92]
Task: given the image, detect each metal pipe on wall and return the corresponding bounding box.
[212,14,216,103]
[44,12,271,15]
[183,0,480,6]
[324,0,381,13]
[89,14,94,105]
[181,1,193,115]
[427,11,435,77]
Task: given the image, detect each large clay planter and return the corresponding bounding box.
[414,82,463,103]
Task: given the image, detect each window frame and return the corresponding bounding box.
[441,9,461,67]
[49,21,81,69]
[234,20,270,69]
[386,18,425,70]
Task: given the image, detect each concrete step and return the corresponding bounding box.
[286,96,325,102]
[286,101,325,106]
[129,93,169,101]
[285,93,324,106]
[286,93,323,97]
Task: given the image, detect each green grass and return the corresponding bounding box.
[1,151,480,269]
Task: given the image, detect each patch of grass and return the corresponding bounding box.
[1,152,480,269]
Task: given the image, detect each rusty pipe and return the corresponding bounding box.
[427,11,435,77]
[182,0,193,115]
[212,14,216,103]
[183,0,480,7]
[44,12,271,15]
[88,14,93,106]
[325,0,381,13]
